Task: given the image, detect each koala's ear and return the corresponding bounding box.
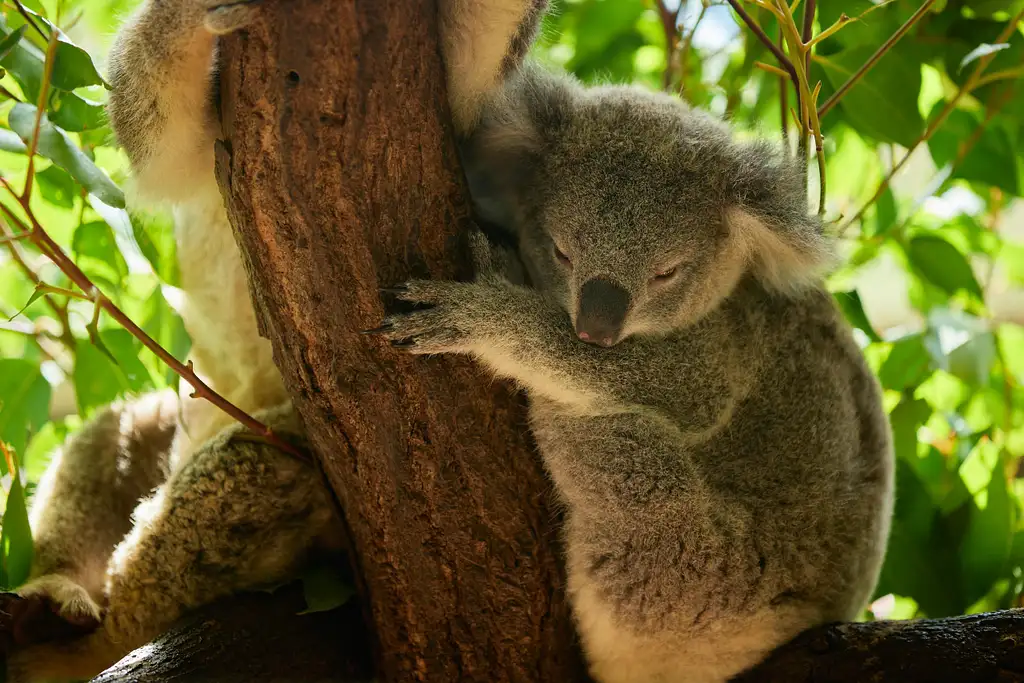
[458,63,577,230]
[724,139,834,293]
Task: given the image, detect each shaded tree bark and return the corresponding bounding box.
[213,0,584,681]
[91,585,373,683]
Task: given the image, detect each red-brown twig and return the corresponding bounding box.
[726,0,804,120]
[2,27,307,462]
[654,0,681,91]
[838,8,1024,235]
[818,0,937,119]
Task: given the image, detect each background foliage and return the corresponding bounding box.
[0,0,1022,627]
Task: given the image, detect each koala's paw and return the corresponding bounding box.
[366,280,482,355]
[0,577,101,659]
[202,0,261,35]
[468,228,524,284]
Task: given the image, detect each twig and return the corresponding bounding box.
[679,1,709,97]
[838,8,1024,236]
[797,0,814,161]
[654,0,682,91]
[778,27,789,141]
[726,0,803,118]
[9,0,46,41]
[20,29,58,203]
[3,31,307,463]
[819,0,937,119]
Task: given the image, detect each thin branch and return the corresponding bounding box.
[819,0,936,118]
[778,26,789,141]
[9,0,46,41]
[21,30,58,202]
[796,0,815,170]
[727,0,803,118]
[654,0,682,91]
[838,8,1023,235]
[3,39,308,463]
[679,1,709,97]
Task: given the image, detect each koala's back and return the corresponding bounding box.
[535,281,893,683]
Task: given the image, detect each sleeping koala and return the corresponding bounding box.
[372,64,895,683]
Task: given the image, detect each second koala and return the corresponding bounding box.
[375,64,895,683]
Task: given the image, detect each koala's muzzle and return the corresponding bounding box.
[575,278,630,347]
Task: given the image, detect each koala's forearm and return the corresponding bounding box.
[106,1,218,203]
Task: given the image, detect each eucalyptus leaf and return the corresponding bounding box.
[0,359,51,458]
[8,103,124,207]
[906,235,983,300]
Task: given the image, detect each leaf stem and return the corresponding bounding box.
[726,0,803,118]
[818,0,936,119]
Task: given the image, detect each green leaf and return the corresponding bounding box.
[8,103,125,207]
[9,5,106,91]
[880,335,933,391]
[873,187,897,237]
[834,290,881,343]
[0,25,26,62]
[0,31,105,131]
[73,221,129,283]
[142,287,191,387]
[73,330,153,415]
[890,397,932,462]
[818,45,924,147]
[35,163,77,208]
[0,472,34,589]
[960,446,1014,606]
[298,563,354,615]
[923,309,996,387]
[0,128,27,153]
[926,104,1018,195]
[0,359,51,457]
[906,235,983,300]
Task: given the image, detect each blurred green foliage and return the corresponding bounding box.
[0,0,1022,625]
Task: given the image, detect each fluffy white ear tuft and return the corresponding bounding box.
[726,206,835,294]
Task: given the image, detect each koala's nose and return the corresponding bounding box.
[575,277,630,347]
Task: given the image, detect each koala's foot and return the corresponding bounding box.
[203,0,262,34]
[17,575,103,629]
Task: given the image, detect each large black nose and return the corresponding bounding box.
[575,278,630,347]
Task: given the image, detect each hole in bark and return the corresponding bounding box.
[287,71,301,85]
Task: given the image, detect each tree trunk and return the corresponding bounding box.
[214,0,585,681]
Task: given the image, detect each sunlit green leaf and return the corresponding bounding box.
[8,103,125,207]
[74,330,153,415]
[35,163,77,208]
[834,290,882,343]
[906,235,983,300]
[0,359,51,457]
[0,471,33,589]
[960,445,1013,606]
[880,335,933,391]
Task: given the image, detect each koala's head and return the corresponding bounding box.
[462,64,832,347]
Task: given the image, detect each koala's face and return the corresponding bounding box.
[466,66,825,348]
[515,92,744,347]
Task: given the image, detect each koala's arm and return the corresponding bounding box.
[20,390,178,622]
[107,0,546,205]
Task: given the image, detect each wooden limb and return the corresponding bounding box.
[216,0,585,681]
[90,584,373,683]
[738,609,1024,683]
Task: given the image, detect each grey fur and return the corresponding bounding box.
[381,65,894,683]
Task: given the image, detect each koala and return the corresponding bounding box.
[371,64,895,683]
[5,0,546,680]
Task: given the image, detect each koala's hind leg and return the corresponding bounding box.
[7,404,342,683]
[17,390,178,630]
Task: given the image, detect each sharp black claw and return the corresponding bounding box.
[361,323,394,335]
[390,339,417,349]
[380,285,409,294]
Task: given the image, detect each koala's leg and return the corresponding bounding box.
[440,0,548,132]
[18,390,178,628]
[7,404,341,683]
[105,0,259,204]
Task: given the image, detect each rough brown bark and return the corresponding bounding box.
[215,1,584,682]
[91,585,372,683]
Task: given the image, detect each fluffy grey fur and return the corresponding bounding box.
[377,64,895,683]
